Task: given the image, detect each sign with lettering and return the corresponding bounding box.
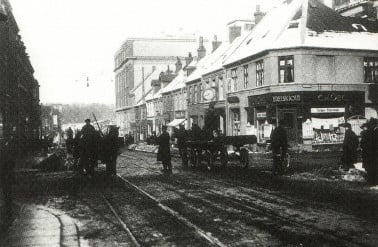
[311,108,345,114]
[256,112,267,118]
[272,94,301,103]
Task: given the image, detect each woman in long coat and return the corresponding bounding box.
[157,125,172,174]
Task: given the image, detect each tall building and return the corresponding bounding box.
[114,36,200,136]
[0,0,40,152]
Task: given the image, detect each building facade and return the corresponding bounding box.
[222,0,378,150]
[0,0,40,152]
[114,36,199,137]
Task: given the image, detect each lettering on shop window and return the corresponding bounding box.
[317,93,345,102]
[272,94,301,103]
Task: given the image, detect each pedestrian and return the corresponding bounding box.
[66,127,74,154]
[361,119,377,185]
[371,118,378,185]
[157,125,172,174]
[175,124,188,167]
[73,130,81,172]
[80,119,97,177]
[341,122,359,171]
[102,126,120,176]
[0,134,17,230]
[270,119,288,175]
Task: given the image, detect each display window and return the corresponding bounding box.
[305,117,345,144]
[231,109,240,136]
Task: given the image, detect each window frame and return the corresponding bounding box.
[256,60,264,87]
[278,55,294,83]
[364,57,378,83]
[243,65,249,88]
[231,68,237,92]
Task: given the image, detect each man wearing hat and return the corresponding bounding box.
[80,119,97,176]
[342,122,359,171]
[157,125,172,174]
[361,118,378,185]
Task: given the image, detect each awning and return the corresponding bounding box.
[167,118,186,127]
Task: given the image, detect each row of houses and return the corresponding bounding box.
[0,0,41,152]
[115,0,378,151]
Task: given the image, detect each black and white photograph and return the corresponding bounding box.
[1,0,378,246]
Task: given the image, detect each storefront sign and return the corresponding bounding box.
[311,108,345,114]
[227,96,240,104]
[256,112,267,118]
[272,94,301,103]
[317,93,345,102]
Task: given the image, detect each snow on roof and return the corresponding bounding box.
[186,41,240,83]
[224,0,378,66]
[161,70,186,94]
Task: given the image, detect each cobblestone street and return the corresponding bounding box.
[1,150,378,246]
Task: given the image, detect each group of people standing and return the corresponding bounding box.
[66,119,120,177]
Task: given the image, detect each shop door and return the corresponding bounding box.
[278,109,297,146]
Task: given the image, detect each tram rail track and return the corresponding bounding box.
[119,152,370,246]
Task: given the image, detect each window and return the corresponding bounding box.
[199,83,203,103]
[243,65,249,88]
[194,85,198,103]
[279,56,294,83]
[188,86,192,104]
[231,68,237,91]
[256,60,264,86]
[218,78,224,100]
[364,57,378,83]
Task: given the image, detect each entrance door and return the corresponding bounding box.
[278,109,297,146]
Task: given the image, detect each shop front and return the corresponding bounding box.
[248,91,365,149]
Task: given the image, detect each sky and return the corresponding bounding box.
[9,0,277,105]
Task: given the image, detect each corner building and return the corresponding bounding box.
[222,0,378,151]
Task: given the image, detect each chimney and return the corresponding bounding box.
[229,25,242,43]
[212,35,222,53]
[197,36,206,60]
[254,5,264,24]
[185,52,193,67]
[175,57,182,73]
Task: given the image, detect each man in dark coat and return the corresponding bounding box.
[270,119,288,175]
[342,122,359,171]
[361,119,377,185]
[80,119,97,176]
[102,126,120,176]
[66,127,74,154]
[175,124,188,167]
[157,125,172,174]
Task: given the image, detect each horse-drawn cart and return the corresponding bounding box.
[184,135,257,170]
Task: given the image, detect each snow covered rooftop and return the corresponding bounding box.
[160,70,187,94]
[224,0,378,66]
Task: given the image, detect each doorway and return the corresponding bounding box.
[278,108,297,146]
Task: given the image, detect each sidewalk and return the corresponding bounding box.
[0,204,81,247]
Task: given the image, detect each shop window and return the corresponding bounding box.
[231,109,241,136]
[279,56,294,83]
[364,57,378,83]
[243,65,249,88]
[256,60,264,86]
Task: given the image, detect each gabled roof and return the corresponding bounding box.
[223,0,378,67]
[161,70,187,94]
